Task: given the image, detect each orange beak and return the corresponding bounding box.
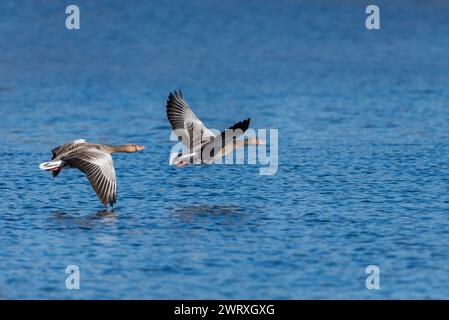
[136,145,145,151]
[176,161,188,168]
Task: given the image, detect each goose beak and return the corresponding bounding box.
[176,161,188,168]
[136,145,145,151]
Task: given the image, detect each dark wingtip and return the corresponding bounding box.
[169,89,182,98]
[245,118,251,130]
[228,117,251,132]
[167,89,184,104]
[52,169,60,178]
[167,91,176,112]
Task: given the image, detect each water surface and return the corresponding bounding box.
[1,0,449,299]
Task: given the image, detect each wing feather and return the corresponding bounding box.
[51,139,87,160]
[202,118,251,160]
[166,90,215,148]
[62,149,117,206]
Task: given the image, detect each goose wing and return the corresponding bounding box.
[62,148,117,206]
[51,139,87,160]
[219,118,251,143]
[207,118,251,149]
[200,118,251,162]
[166,90,215,149]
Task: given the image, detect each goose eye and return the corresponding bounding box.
[178,152,182,157]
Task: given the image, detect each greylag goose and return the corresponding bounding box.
[166,90,264,167]
[39,140,144,206]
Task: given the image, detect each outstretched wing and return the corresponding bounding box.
[211,118,251,148]
[62,148,117,206]
[51,139,87,160]
[201,118,251,161]
[166,90,215,149]
[220,118,251,143]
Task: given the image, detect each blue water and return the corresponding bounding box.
[1,0,449,299]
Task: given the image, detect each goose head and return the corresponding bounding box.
[110,144,145,153]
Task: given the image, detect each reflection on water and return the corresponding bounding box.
[2,0,449,299]
[172,204,241,218]
[51,209,117,229]
[95,210,118,219]
[171,204,253,225]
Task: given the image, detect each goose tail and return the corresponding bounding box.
[39,160,63,171]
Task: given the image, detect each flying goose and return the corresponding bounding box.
[166,90,264,167]
[39,140,144,206]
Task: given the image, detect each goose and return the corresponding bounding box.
[166,90,264,167]
[39,140,144,206]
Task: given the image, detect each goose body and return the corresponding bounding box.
[40,140,144,206]
[166,90,264,167]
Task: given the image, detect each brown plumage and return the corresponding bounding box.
[166,90,264,167]
[40,139,144,207]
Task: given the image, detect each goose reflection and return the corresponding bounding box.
[171,204,244,222]
[51,209,117,229]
